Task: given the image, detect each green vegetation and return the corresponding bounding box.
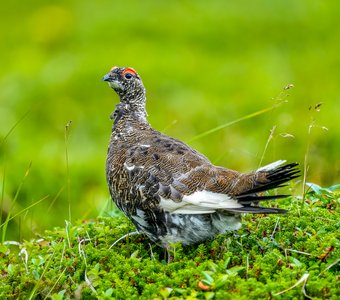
[1,187,339,299]
[0,1,339,298]
[1,0,339,240]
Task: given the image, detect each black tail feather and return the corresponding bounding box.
[237,194,289,204]
[233,162,299,214]
[239,162,300,196]
[228,206,288,214]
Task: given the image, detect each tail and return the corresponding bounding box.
[232,160,300,214]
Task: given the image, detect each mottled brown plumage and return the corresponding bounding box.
[103,66,299,247]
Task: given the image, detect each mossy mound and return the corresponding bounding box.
[0,189,339,299]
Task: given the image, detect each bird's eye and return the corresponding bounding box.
[122,67,137,80]
[124,73,133,79]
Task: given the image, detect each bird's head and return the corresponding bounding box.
[103,66,147,121]
[102,66,145,100]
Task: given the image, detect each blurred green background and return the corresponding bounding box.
[1,0,339,240]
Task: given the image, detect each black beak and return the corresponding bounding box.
[102,74,112,82]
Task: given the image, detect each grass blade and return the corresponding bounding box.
[187,105,276,143]
[1,162,32,243]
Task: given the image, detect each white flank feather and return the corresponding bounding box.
[257,160,286,172]
[160,190,242,214]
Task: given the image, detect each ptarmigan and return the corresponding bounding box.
[103,66,299,248]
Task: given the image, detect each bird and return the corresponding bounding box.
[103,66,299,248]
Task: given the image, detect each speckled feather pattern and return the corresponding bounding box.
[103,67,299,247]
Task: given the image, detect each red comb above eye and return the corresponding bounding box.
[122,67,137,76]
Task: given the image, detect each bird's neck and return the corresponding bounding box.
[111,93,148,125]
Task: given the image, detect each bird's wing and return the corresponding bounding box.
[157,160,299,215]
[123,131,299,215]
[123,131,245,214]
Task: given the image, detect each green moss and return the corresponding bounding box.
[0,191,339,299]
